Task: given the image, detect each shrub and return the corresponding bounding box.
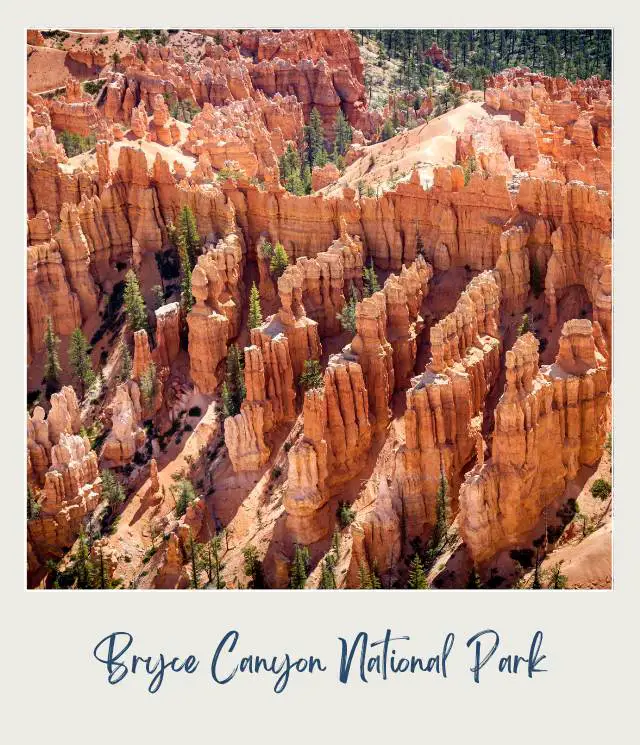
[98,36,109,45]
[337,501,356,528]
[57,130,97,157]
[590,478,611,500]
[83,79,105,96]
[271,467,282,480]
[299,359,323,391]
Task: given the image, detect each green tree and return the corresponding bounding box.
[101,468,126,508]
[380,119,395,141]
[337,501,356,528]
[200,532,226,588]
[337,282,359,334]
[97,545,111,589]
[123,270,148,332]
[463,155,477,185]
[407,554,428,588]
[119,341,132,381]
[187,530,200,589]
[68,327,95,397]
[43,316,62,388]
[248,282,263,330]
[139,362,157,410]
[151,284,165,310]
[590,478,611,500]
[269,242,289,279]
[176,231,194,314]
[363,260,381,297]
[71,528,96,589]
[178,205,201,268]
[173,478,197,518]
[289,544,311,589]
[27,484,41,520]
[334,109,353,157]
[319,553,337,589]
[517,313,531,336]
[548,561,568,589]
[242,545,265,588]
[431,472,448,553]
[221,345,246,418]
[305,107,327,167]
[299,359,323,391]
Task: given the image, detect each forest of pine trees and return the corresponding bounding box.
[357,30,611,87]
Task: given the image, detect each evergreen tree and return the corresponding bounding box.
[221,345,245,418]
[200,532,226,588]
[72,528,96,589]
[68,327,95,397]
[337,501,356,528]
[517,313,531,336]
[97,546,111,589]
[431,472,448,553]
[178,205,201,268]
[269,242,290,279]
[187,530,200,589]
[299,359,323,391]
[151,284,165,310]
[548,561,568,589]
[101,468,126,508]
[248,282,263,330]
[319,553,337,589]
[119,341,132,381]
[27,484,41,520]
[242,545,265,588]
[177,231,194,314]
[334,109,353,157]
[139,362,157,410]
[358,563,372,589]
[337,282,359,334]
[363,260,381,297]
[43,316,62,388]
[123,270,148,332]
[407,554,428,588]
[173,478,197,518]
[305,107,327,167]
[381,119,395,141]
[289,544,311,589]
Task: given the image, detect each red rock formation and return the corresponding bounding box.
[224,402,270,472]
[349,291,394,432]
[459,320,609,565]
[154,302,181,368]
[495,224,530,312]
[284,388,330,543]
[247,333,296,428]
[28,432,102,564]
[312,162,340,191]
[395,271,501,542]
[101,382,146,466]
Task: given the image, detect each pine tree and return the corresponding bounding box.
[200,532,226,588]
[188,530,200,589]
[242,545,265,588]
[101,468,126,508]
[139,362,157,410]
[337,282,359,334]
[548,561,568,589]
[177,231,194,314]
[43,316,62,388]
[363,260,381,297]
[119,341,132,381]
[72,528,96,589]
[431,472,448,553]
[305,107,327,167]
[68,327,96,397]
[381,119,395,141]
[178,205,201,268]
[358,563,372,589]
[299,359,323,391]
[173,478,197,518]
[334,109,353,157]
[319,553,337,589]
[407,554,428,588]
[269,242,289,279]
[97,546,111,589]
[151,284,165,310]
[248,282,263,330]
[27,484,41,520]
[289,544,311,589]
[123,270,148,332]
[221,345,245,418]
[517,313,531,336]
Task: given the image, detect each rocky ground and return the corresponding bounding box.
[26,29,612,590]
